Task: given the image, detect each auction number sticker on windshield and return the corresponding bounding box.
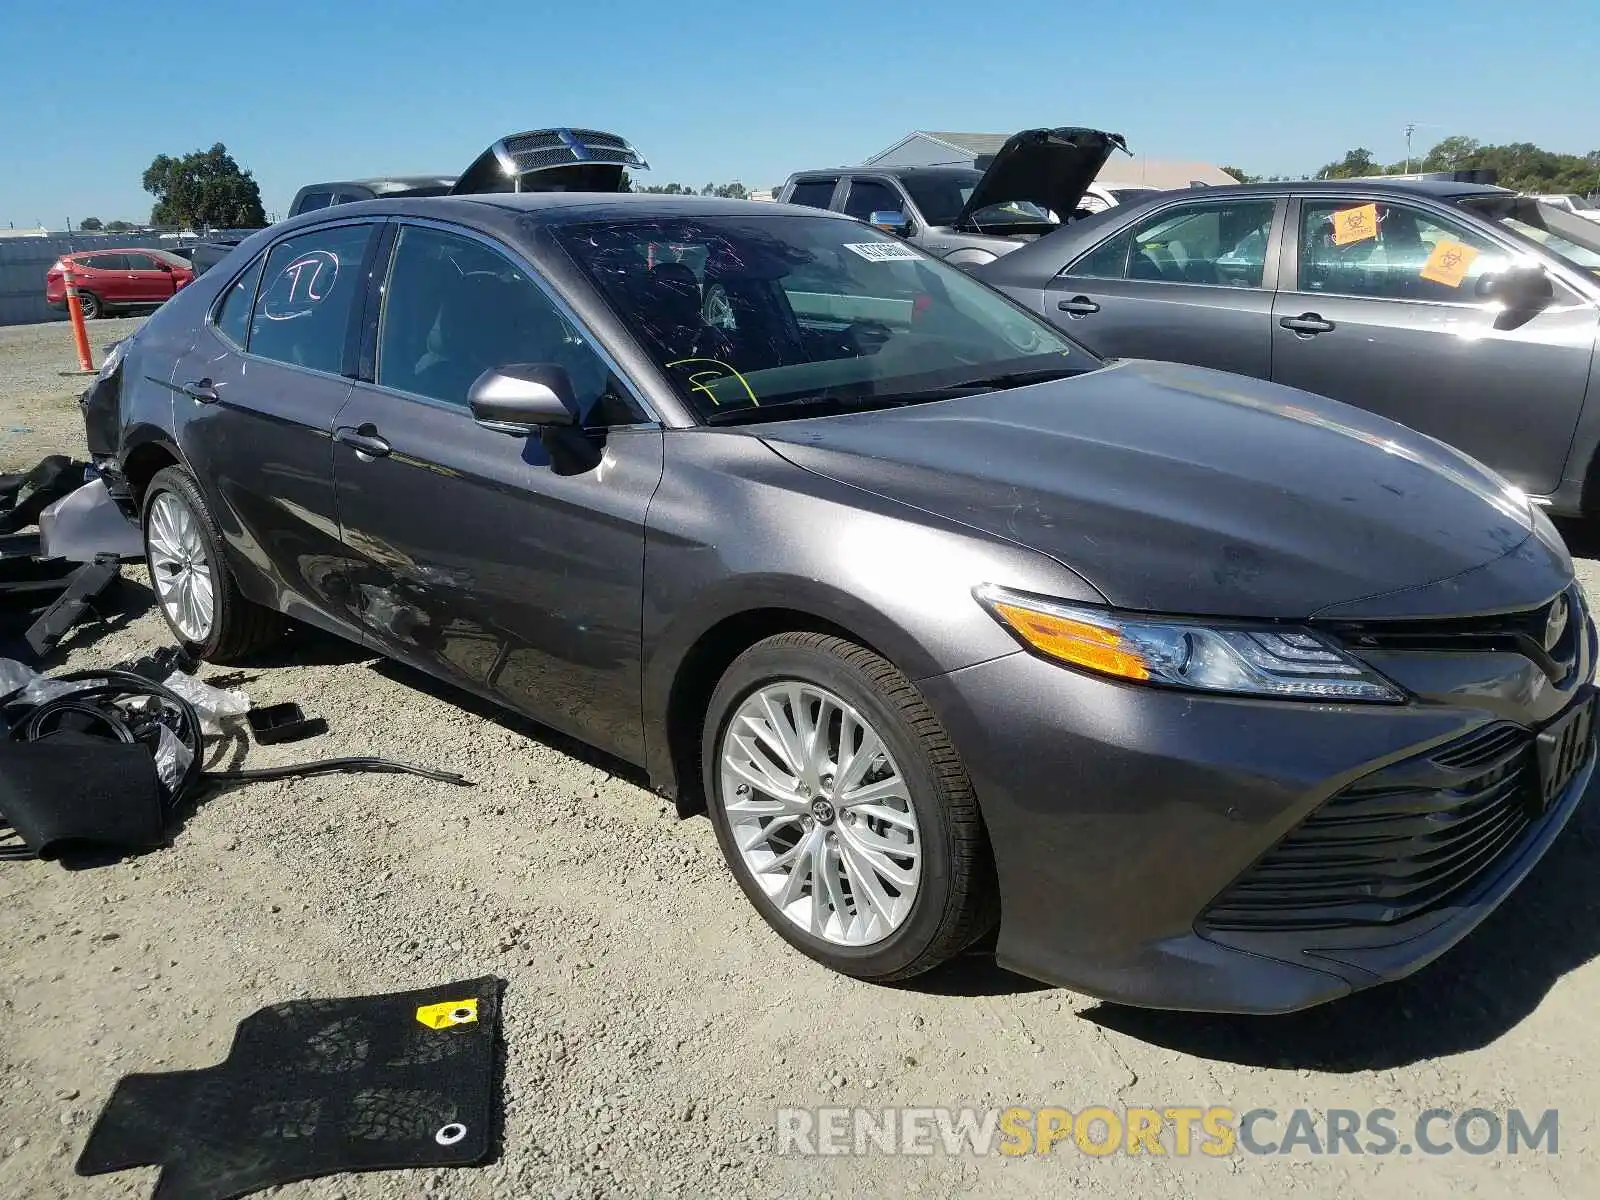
[1418,239,1480,287]
[1330,204,1379,246]
[843,242,923,262]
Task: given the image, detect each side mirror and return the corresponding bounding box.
[868,209,911,238]
[468,363,577,435]
[1479,263,1554,310]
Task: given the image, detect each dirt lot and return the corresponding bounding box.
[1,316,1597,1200]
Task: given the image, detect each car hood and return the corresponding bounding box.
[448,127,648,196]
[756,360,1568,620]
[956,127,1128,229]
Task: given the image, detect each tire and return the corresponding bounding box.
[141,466,285,663]
[77,291,102,320]
[702,631,996,982]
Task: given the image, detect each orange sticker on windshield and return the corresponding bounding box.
[1418,239,1480,288]
[1330,204,1378,246]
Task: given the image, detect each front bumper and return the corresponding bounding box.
[918,617,1596,1014]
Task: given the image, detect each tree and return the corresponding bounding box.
[1421,135,1481,171]
[142,143,266,228]
[1220,166,1258,184]
[78,216,103,231]
[713,182,749,199]
[1316,148,1379,179]
[618,170,633,192]
[105,220,134,232]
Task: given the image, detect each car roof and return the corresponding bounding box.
[1180,178,1511,200]
[299,176,457,193]
[337,191,859,222]
[69,246,171,255]
[786,165,981,181]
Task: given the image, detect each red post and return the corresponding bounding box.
[60,258,95,373]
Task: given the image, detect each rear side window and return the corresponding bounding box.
[83,253,129,270]
[1069,199,1276,288]
[786,179,838,209]
[213,254,265,348]
[295,191,335,214]
[247,224,375,374]
[843,179,904,221]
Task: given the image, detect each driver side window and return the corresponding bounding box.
[376,225,644,425]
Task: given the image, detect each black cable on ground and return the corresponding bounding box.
[210,759,471,786]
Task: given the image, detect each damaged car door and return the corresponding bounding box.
[329,221,663,764]
[169,220,381,630]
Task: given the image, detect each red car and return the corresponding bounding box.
[44,248,195,319]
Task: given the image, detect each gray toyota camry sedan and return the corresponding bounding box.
[82,193,1596,1013]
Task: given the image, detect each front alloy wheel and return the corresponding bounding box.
[719,681,922,946]
[704,632,996,982]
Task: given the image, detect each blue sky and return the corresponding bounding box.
[3,0,1596,227]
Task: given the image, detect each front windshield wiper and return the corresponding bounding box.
[864,365,1084,403]
[703,396,923,426]
[700,366,1083,427]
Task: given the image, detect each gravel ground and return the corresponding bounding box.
[1,316,1598,1200]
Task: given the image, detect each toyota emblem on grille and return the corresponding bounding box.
[1545,594,1570,652]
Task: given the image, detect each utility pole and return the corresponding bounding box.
[1402,121,1444,174]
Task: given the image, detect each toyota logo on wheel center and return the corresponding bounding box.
[810,798,837,825]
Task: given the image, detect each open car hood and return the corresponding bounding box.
[449,128,648,196]
[955,127,1128,228]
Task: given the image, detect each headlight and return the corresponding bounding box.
[975,584,1404,703]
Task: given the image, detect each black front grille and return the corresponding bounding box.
[1201,722,1545,933]
[1322,587,1584,686]
[500,129,644,173]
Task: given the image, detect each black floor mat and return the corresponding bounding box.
[77,976,502,1200]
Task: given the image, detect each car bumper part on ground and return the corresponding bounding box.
[919,613,1597,1014]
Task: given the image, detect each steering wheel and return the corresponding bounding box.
[842,319,894,355]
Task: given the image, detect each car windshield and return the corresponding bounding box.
[898,170,1057,227]
[552,212,1096,424]
[1459,195,1600,278]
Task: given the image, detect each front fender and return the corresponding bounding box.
[637,430,1102,797]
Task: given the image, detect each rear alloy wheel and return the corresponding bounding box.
[76,291,102,320]
[703,632,996,981]
[142,467,285,663]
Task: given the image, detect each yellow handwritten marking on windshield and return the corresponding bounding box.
[666,358,758,407]
[1331,204,1379,246]
[1419,239,1480,287]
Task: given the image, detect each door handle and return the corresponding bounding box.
[1057,295,1101,317]
[334,425,392,459]
[1279,313,1336,336]
[181,379,219,404]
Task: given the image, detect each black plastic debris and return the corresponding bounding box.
[0,659,471,861]
[77,977,503,1200]
[0,455,87,535]
[0,735,166,860]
